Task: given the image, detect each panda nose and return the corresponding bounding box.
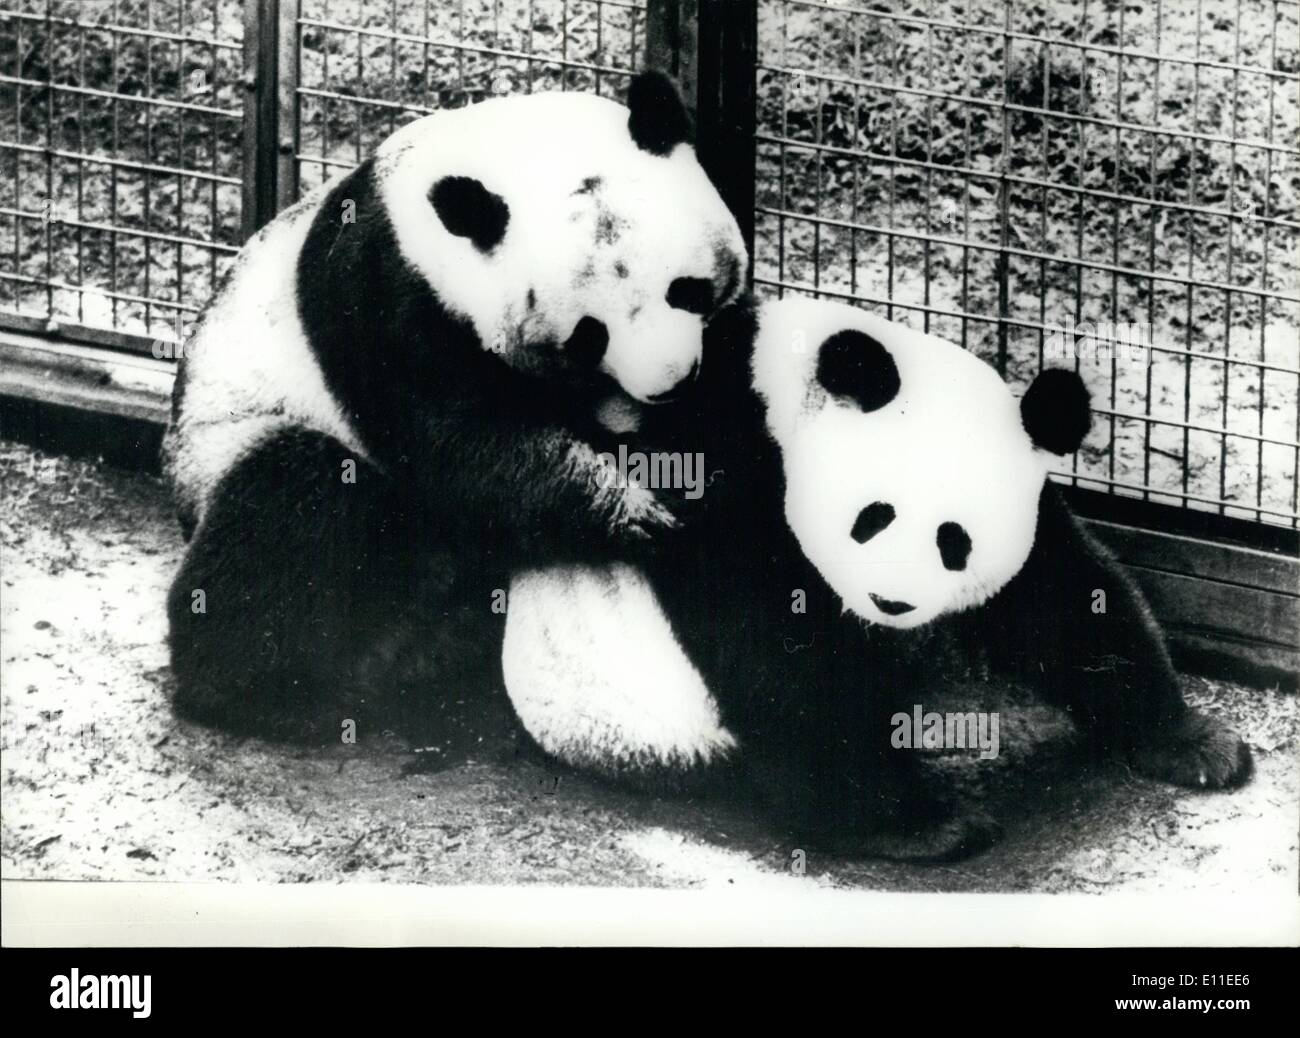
[645,358,700,404]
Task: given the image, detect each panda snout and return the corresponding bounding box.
[644,358,700,404]
[869,593,915,616]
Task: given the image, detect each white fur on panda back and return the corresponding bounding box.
[163,183,366,526]
[503,563,735,775]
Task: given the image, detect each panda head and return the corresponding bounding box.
[751,298,1091,630]
[373,72,746,404]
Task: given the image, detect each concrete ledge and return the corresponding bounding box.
[0,328,174,425]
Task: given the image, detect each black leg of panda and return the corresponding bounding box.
[664,559,1000,862]
[775,667,1001,863]
[746,712,1003,863]
[974,483,1252,789]
[167,428,507,743]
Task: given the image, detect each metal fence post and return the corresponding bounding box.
[275,0,301,214]
[242,0,275,239]
[648,0,757,276]
[241,0,298,240]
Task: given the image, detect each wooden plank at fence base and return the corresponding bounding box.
[1089,519,1298,596]
[1087,518,1298,688]
[0,311,161,357]
[0,332,173,425]
[1170,632,1299,693]
[1121,565,1297,650]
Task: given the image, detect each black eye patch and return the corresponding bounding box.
[937,522,972,571]
[429,175,510,252]
[562,316,609,369]
[666,277,715,316]
[851,502,895,544]
[816,329,901,413]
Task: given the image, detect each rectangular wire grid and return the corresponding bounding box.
[0,0,644,343]
[3,0,1297,532]
[290,0,647,197]
[0,0,245,345]
[755,0,1300,529]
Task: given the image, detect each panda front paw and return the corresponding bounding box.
[614,481,681,543]
[1130,709,1253,790]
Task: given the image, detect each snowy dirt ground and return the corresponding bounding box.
[1,439,1296,894]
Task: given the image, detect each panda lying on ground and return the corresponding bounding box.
[163,73,746,740]
[504,297,1253,860]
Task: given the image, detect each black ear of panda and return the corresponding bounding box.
[429,175,510,252]
[1021,368,1092,454]
[627,71,692,156]
[815,329,901,413]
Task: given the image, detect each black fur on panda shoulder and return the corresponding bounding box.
[295,157,630,560]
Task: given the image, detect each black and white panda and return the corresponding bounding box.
[503,297,1253,860]
[162,73,746,739]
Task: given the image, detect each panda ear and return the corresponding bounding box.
[429,175,510,252]
[815,329,901,413]
[627,71,692,156]
[1021,368,1091,454]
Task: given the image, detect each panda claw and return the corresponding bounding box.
[1130,709,1253,791]
[617,488,681,544]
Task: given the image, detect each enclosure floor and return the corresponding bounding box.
[1,439,1296,894]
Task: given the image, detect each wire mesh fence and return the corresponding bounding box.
[291,0,648,198]
[754,0,1299,528]
[1,0,244,345]
[1,0,1297,531]
[0,0,647,343]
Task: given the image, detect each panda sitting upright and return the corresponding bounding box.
[162,73,746,740]
[503,297,1253,860]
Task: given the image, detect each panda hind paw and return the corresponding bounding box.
[822,810,1002,863]
[1130,710,1253,791]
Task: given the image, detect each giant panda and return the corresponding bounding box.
[162,73,746,740]
[503,297,1254,860]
